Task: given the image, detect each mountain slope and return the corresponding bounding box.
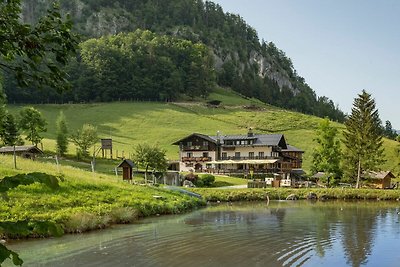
[10,0,345,122]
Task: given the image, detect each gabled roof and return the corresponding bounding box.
[0,145,43,154]
[282,145,304,153]
[367,171,395,179]
[173,132,288,148]
[172,133,217,145]
[253,134,287,148]
[118,159,135,168]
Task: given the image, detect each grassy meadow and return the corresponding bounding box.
[6,88,399,174]
[0,155,205,237]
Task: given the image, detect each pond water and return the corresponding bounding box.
[4,201,400,267]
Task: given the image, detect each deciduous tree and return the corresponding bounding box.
[132,143,168,184]
[311,118,341,185]
[0,0,78,91]
[342,90,385,188]
[70,124,98,158]
[18,107,47,147]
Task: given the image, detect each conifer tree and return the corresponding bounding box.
[1,113,19,146]
[342,90,385,188]
[56,111,69,156]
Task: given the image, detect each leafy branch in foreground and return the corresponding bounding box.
[0,172,61,266]
[0,0,79,91]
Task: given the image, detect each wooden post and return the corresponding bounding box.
[13,145,17,169]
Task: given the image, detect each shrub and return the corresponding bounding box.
[200,174,215,186]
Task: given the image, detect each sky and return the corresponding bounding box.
[212,0,400,129]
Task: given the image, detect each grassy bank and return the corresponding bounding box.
[0,155,205,239]
[190,187,400,202]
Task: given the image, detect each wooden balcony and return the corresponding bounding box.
[220,156,278,160]
[181,145,210,151]
[182,157,212,162]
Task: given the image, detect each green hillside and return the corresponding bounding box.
[6,89,399,175]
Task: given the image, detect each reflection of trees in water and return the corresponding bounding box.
[340,206,378,267]
[182,202,387,267]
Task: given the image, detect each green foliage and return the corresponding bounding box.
[0,244,23,266]
[199,174,215,187]
[70,124,98,158]
[0,0,78,91]
[342,90,385,187]
[311,118,342,181]
[133,143,168,183]
[56,111,69,156]
[383,120,397,140]
[18,106,47,146]
[0,172,61,266]
[0,112,20,146]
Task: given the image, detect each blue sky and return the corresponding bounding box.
[212,0,400,129]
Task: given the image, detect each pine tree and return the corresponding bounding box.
[1,113,19,146]
[1,112,20,169]
[56,111,69,156]
[342,90,385,188]
[311,118,342,185]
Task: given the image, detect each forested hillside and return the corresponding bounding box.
[4,0,345,121]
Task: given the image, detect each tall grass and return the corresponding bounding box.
[0,155,205,238]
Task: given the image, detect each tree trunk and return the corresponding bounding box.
[356,158,361,189]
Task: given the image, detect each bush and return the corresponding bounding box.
[184,172,198,183]
[201,174,215,186]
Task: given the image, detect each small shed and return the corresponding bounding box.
[367,171,395,189]
[117,159,135,181]
[0,145,43,159]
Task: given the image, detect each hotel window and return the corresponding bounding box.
[235,152,241,158]
[259,152,264,158]
[241,140,246,145]
[203,141,208,147]
[222,152,227,159]
[249,152,254,159]
[203,152,209,158]
[187,141,192,147]
[187,152,193,158]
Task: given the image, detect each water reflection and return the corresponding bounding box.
[4,201,400,267]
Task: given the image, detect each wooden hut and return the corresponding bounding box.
[117,159,135,181]
[0,145,43,159]
[366,171,395,189]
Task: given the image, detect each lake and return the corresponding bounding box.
[4,201,400,267]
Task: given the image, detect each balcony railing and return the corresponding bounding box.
[220,156,279,160]
[182,157,212,162]
[182,146,209,151]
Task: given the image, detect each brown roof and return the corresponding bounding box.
[117,159,135,168]
[367,171,395,179]
[0,145,43,154]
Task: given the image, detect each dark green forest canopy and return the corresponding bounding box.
[4,0,345,122]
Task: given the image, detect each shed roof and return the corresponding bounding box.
[367,171,395,180]
[117,159,135,168]
[0,145,43,154]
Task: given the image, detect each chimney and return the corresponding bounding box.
[248,127,254,137]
